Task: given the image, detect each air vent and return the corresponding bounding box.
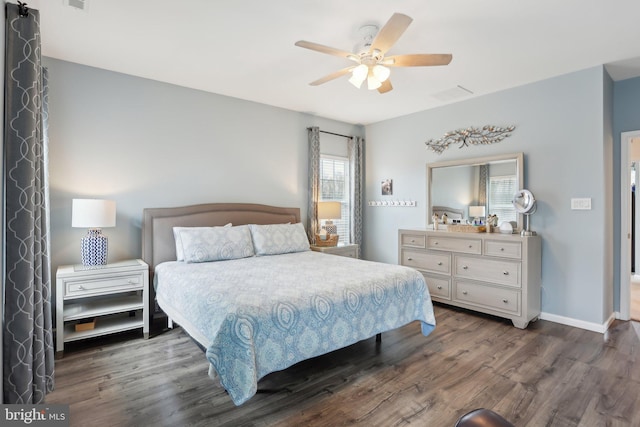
[431,85,474,102]
[64,0,88,12]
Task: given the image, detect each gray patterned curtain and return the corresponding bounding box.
[478,164,487,206]
[348,137,364,247]
[3,2,54,404]
[306,127,320,244]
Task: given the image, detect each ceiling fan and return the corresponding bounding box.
[295,13,452,94]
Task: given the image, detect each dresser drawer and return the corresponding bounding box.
[423,274,451,299]
[401,233,426,248]
[455,280,520,315]
[402,250,450,274]
[426,236,481,254]
[454,256,521,287]
[485,240,522,259]
[65,274,143,298]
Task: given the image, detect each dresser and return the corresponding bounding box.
[398,229,541,328]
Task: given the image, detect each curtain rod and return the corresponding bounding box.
[308,127,353,139]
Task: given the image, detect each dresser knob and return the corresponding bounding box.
[411,239,415,243]
[503,271,509,275]
[500,248,505,251]
[437,262,443,266]
[78,285,85,290]
[407,257,413,261]
[462,266,468,270]
[462,291,468,295]
[434,241,439,245]
[468,245,472,248]
[502,299,509,303]
[437,285,443,290]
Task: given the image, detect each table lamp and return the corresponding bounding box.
[469,205,485,225]
[318,201,341,235]
[72,199,116,266]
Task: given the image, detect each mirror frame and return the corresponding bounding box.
[426,152,524,230]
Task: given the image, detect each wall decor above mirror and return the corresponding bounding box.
[425,125,515,154]
[426,152,524,231]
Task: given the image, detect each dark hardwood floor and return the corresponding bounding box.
[47,304,640,426]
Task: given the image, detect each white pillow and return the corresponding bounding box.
[173,223,232,262]
[249,223,310,256]
[179,224,254,263]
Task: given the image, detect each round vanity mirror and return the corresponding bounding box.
[512,189,537,236]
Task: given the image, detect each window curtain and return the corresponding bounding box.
[348,136,363,247]
[306,127,320,244]
[3,2,54,404]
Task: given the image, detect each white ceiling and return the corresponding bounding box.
[28,0,640,125]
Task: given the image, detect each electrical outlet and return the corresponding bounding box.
[571,198,592,210]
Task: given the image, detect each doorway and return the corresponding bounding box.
[620,131,640,321]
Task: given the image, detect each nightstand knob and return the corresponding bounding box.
[78,285,85,290]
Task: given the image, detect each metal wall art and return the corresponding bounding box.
[425,125,515,154]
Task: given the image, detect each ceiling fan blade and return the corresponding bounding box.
[309,66,356,86]
[385,54,453,67]
[378,79,393,94]
[370,13,413,54]
[295,40,357,60]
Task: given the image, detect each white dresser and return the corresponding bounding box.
[399,229,541,328]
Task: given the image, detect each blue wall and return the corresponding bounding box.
[364,66,612,326]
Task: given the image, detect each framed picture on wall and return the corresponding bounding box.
[381,179,393,195]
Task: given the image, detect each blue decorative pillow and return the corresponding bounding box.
[249,223,310,256]
[173,223,231,261]
[178,225,254,263]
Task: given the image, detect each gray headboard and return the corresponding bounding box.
[142,203,301,274]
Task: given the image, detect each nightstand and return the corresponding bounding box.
[55,259,149,357]
[310,243,359,259]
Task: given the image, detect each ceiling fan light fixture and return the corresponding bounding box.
[367,71,382,90]
[352,64,368,80]
[348,74,365,89]
[372,65,390,82]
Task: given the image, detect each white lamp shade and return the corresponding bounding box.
[72,199,116,228]
[318,201,342,220]
[469,205,486,218]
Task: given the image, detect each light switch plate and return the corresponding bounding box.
[571,198,592,210]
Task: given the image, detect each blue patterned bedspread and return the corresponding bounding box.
[154,251,435,405]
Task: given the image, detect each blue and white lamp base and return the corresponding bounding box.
[81,228,108,266]
[323,220,338,235]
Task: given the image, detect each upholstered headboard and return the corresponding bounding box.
[142,203,301,273]
[432,205,464,220]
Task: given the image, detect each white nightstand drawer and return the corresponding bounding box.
[65,274,143,297]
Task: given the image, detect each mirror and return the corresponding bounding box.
[426,152,524,230]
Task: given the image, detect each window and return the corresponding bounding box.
[489,175,517,223]
[320,155,350,244]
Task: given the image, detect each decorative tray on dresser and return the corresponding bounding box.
[398,229,541,329]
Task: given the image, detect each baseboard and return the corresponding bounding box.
[539,311,616,334]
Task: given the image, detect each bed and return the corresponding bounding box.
[142,203,435,405]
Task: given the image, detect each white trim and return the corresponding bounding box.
[539,311,616,334]
[619,131,640,321]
